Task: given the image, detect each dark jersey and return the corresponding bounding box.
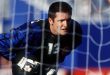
[0,19,82,75]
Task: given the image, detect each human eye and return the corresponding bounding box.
[58,19,65,22]
[60,20,65,22]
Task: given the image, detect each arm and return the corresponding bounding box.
[0,28,26,60]
[0,21,42,60]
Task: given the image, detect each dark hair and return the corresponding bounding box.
[48,1,72,20]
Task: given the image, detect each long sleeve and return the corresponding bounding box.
[0,21,43,60]
[0,28,26,60]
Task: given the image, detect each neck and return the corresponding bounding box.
[50,25,57,35]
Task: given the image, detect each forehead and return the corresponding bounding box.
[55,12,70,19]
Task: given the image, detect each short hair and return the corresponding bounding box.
[48,1,72,20]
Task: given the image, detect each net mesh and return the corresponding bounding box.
[0,0,110,75]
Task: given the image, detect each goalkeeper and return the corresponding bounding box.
[0,1,82,75]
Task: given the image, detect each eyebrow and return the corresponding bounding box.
[57,19,65,22]
[57,18,71,22]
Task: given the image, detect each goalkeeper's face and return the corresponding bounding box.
[49,12,71,36]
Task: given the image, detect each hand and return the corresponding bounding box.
[17,57,40,72]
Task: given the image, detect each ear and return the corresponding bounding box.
[48,17,53,25]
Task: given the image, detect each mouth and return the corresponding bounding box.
[62,28,68,30]
[61,29,68,32]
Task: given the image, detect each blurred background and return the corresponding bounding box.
[0,0,110,75]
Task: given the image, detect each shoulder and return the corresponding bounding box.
[30,19,49,30]
[30,19,49,28]
[69,19,82,48]
[70,19,81,27]
[16,19,49,31]
[69,19,82,34]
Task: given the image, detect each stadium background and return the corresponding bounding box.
[0,0,110,75]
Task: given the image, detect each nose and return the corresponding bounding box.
[63,20,68,27]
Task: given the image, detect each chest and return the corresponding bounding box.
[44,35,60,55]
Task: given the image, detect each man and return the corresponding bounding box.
[0,1,82,75]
